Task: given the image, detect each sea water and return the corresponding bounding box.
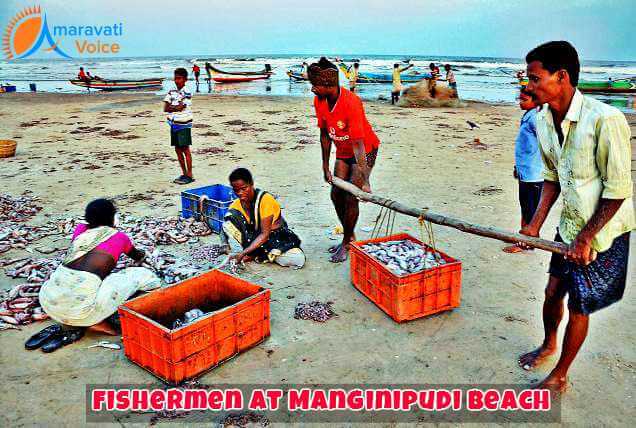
[1,54,634,113]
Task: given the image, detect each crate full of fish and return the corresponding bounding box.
[350,233,462,323]
[180,184,236,233]
[118,269,270,384]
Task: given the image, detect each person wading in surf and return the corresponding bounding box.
[309,57,381,263]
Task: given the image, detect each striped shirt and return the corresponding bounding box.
[163,87,193,130]
[536,89,635,252]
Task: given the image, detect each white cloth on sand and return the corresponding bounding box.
[40,266,160,327]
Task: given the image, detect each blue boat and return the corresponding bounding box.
[338,63,430,84]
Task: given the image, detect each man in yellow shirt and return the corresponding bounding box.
[391,63,414,104]
[222,168,305,268]
[519,41,634,393]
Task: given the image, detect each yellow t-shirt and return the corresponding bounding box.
[229,193,281,224]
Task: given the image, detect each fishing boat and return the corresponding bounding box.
[516,77,636,94]
[356,72,426,84]
[338,63,427,84]
[69,78,163,91]
[211,74,270,83]
[578,79,636,94]
[207,64,272,76]
[287,71,307,81]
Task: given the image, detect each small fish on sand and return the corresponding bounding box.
[294,301,337,322]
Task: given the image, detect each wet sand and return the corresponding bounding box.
[0,92,634,426]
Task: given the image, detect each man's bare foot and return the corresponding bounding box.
[329,244,349,263]
[518,346,556,370]
[503,244,524,253]
[328,243,342,254]
[536,373,568,394]
[88,321,118,336]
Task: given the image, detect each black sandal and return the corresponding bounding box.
[41,328,85,353]
[25,324,62,350]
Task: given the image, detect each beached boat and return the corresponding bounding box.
[208,64,272,76]
[69,78,163,91]
[516,78,636,94]
[578,80,636,94]
[211,74,270,83]
[287,70,308,81]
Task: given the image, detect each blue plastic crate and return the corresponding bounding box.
[180,184,236,233]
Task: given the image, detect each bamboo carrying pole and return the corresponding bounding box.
[331,177,568,255]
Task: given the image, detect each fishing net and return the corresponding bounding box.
[398,79,463,108]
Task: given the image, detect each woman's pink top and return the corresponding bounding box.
[71,224,133,261]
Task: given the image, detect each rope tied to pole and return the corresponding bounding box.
[371,202,398,239]
[418,209,441,261]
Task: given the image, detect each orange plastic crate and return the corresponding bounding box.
[118,269,270,384]
[350,233,462,322]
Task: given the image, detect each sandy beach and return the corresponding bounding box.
[1,92,634,425]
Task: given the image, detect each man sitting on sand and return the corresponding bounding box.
[163,67,195,184]
[33,199,160,352]
[309,57,381,263]
[519,41,634,393]
[222,168,305,269]
[503,87,542,253]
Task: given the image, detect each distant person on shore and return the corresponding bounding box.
[163,67,194,185]
[308,57,381,263]
[519,41,634,393]
[347,62,360,92]
[205,62,213,80]
[301,62,309,79]
[77,67,88,81]
[503,87,542,253]
[391,63,414,104]
[428,63,440,97]
[429,63,440,79]
[221,168,305,269]
[192,63,200,84]
[444,64,457,91]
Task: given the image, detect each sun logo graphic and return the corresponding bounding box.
[2,5,71,60]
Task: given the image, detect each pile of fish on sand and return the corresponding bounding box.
[294,301,337,322]
[0,194,58,254]
[0,256,62,330]
[220,412,271,427]
[360,239,446,276]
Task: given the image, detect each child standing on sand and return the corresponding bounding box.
[163,68,194,185]
[503,88,542,253]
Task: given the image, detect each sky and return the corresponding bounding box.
[2,0,635,60]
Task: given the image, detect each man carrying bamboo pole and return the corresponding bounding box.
[308,57,381,263]
[519,41,634,393]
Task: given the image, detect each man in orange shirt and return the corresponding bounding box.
[309,57,381,263]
